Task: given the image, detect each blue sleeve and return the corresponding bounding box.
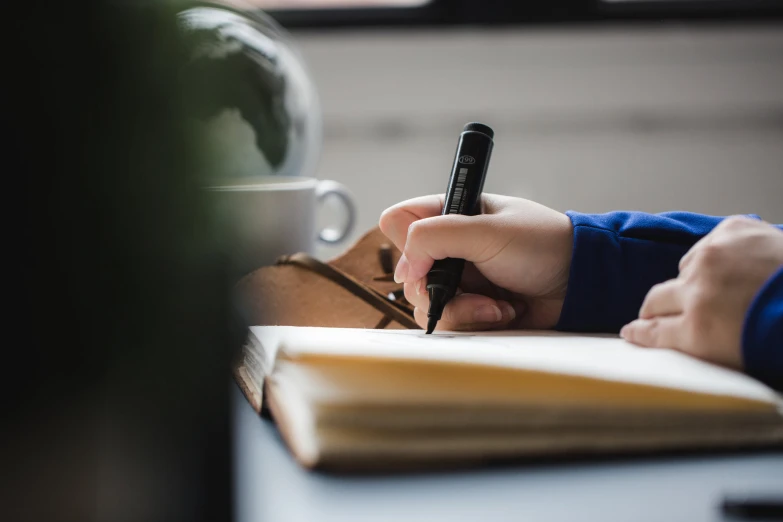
[742,267,783,390]
[555,210,727,333]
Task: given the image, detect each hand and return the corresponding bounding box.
[621,216,783,369]
[379,194,573,331]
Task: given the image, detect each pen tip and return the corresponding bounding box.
[426,317,437,335]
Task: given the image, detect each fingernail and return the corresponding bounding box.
[501,302,516,321]
[474,305,502,323]
[394,254,409,283]
[620,325,629,339]
[416,279,424,295]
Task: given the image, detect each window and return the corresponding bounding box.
[231,0,783,27]
[239,0,429,7]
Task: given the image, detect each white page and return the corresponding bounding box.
[250,326,782,405]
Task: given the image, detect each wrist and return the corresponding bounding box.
[552,212,574,299]
[555,211,690,333]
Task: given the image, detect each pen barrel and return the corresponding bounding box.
[426,122,494,325]
[442,127,494,217]
[427,257,465,301]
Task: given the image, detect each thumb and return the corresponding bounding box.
[394,214,504,284]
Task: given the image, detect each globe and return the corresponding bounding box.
[178,4,322,180]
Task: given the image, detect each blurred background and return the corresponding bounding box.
[235,0,783,259]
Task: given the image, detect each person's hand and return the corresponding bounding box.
[379,194,573,331]
[621,216,783,369]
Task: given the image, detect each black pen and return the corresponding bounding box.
[721,493,783,519]
[425,122,494,334]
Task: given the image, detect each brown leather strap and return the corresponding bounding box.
[276,253,419,330]
[373,316,393,330]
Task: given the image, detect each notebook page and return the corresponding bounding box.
[250,326,781,405]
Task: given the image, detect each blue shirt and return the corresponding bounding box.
[555,211,783,390]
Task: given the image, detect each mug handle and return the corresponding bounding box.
[315,180,356,244]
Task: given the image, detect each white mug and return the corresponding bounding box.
[208,176,356,276]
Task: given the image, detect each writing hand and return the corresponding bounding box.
[380,194,573,331]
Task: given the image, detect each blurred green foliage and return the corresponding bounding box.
[6,2,246,520]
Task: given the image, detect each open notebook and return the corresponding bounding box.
[234,326,783,471]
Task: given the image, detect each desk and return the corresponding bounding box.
[234,386,783,522]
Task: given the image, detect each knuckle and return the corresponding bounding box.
[639,288,661,316]
[683,283,707,309]
[378,207,396,230]
[406,220,426,244]
[722,215,753,229]
[678,252,693,272]
[640,319,659,345]
[696,243,724,268]
[648,282,668,298]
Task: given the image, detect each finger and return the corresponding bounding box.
[620,316,685,349]
[393,213,504,283]
[403,279,473,317]
[411,294,516,331]
[639,279,684,319]
[379,195,445,252]
[404,271,502,312]
[677,215,755,274]
[403,279,428,310]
